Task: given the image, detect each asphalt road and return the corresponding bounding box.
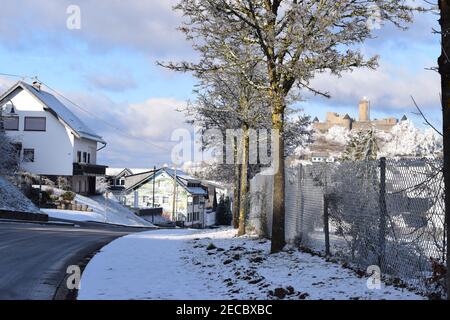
[0,220,151,300]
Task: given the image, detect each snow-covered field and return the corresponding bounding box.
[0,176,40,213]
[41,188,153,227]
[78,228,424,300]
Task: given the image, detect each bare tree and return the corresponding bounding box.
[438,0,450,300]
[184,61,271,235]
[162,0,419,252]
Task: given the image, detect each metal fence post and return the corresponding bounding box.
[323,194,330,256]
[378,157,387,271]
[298,165,304,243]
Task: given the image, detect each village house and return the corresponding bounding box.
[105,167,149,192]
[110,167,210,228]
[0,81,108,194]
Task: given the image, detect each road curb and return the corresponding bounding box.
[0,218,76,227]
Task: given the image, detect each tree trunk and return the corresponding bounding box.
[271,107,286,253]
[438,0,450,300]
[232,145,241,229]
[238,125,250,236]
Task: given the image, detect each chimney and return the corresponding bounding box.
[359,97,370,122]
[32,80,42,91]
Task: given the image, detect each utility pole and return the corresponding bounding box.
[438,0,450,300]
[152,165,156,208]
[104,191,109,223]
[172,167,177,222]
[152,165,156,224]
[39,175,42,209]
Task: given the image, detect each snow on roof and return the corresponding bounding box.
[163,168,200,182]
[129,168,151,175]
[106,168,127,176]
[1,81,106,144]
[106,168,154,177]
[184,187,207,196]
[125,167,207,196]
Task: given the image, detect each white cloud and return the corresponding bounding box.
[85,72,137,92]
[60,91,190,167]
[125,98,188,140]
[309,63,440,112]
[0,0,190,58]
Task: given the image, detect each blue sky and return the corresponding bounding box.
[0,1,443,168]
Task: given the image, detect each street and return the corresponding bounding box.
[0,220,150,300]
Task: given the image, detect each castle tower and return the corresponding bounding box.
[359,97,370,122]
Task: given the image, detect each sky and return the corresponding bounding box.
[0,0,443,168]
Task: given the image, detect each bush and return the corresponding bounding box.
[57,176,71,191]
[216,197,232,226]
[61,191,76,202]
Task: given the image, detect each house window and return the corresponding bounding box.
[120,179,125,186]
[163,196,169,204]
[87,153,91,164]
[77,151,82,163]
[83,152,87,163]
[3,117,19,131]
[24,117,46,131]
[23,149,35,162]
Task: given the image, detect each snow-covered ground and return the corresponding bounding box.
[40,187,153,227]
[0,176,40,213]
[78,227,424,300]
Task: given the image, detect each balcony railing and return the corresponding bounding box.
[73,163,108,176]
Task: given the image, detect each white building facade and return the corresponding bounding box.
[0,81,107,194]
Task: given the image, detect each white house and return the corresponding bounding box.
[119,167,209,228]
[311,153,336,163]
[105,167,149,192]
[0,81,108,194]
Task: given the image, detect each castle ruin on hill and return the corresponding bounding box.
[313,98,404,133]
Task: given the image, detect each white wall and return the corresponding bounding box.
[5,90,75,176]
[204,210,216,227]
[73,138,98,164]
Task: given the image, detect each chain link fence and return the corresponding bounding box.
[248,158,445,296]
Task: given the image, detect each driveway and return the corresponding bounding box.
[0,220,151,300]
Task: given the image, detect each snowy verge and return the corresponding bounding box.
[78,228,424,300]
[39,186,154,227]
[0,176,41,214]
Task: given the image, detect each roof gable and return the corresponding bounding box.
[0,81,106,144]
[126,168,208,196]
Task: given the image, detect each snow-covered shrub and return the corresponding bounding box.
[310,120,443,160]
[324,126,351,145]
[0,114,19,175]
[56,176,71,191]
[379,120,443,158]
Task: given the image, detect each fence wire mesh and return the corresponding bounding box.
[251,158,445,296]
